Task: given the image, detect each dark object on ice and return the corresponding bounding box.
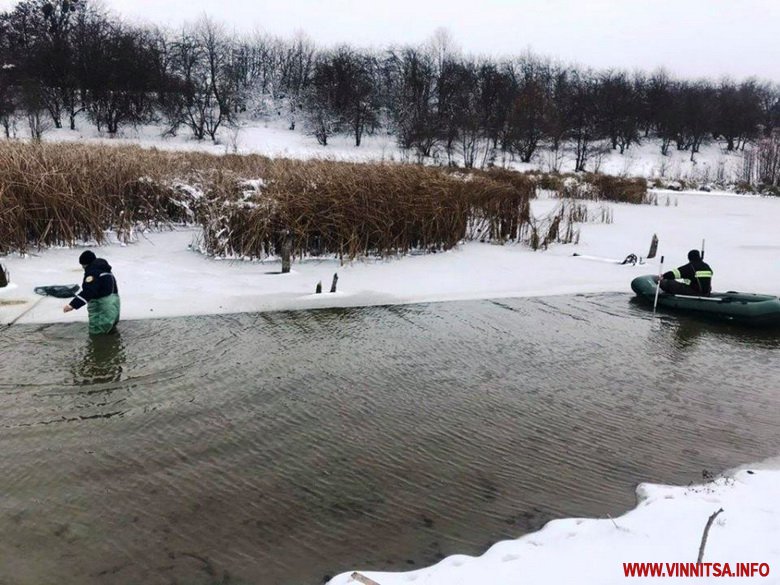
[330,273,338,293]
[280,229,293,274]
[572,253,644,265]
[35,284,80,298]
[647,233,659,259]
[351,573,382,585]
[0,263,8,287]
[315,281,322,294]
[631,274,780,326]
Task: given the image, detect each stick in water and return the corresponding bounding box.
[7,296,47,327]
[653,255,664,316]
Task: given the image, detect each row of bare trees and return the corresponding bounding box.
[741,133,780,190]
[0,0,249,140]
[1,1,779,171]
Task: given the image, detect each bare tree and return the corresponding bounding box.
[278,31,315,131]
[385,47,439,160]
[545,69,572,160]
[311,46,379,146]
[303,52,339,145]
[426,27,459,74]
[647,74,677,156]
[450,60,482,168]
[196,17,236,140]
[566,71,599,172]
[1,5,778,171]
[83,23,157,134]
[756,82,779,137]
[678,81,716,160]
[476,61,515,164]
[597,70,640,154]
[170,18,237,141]
[714,79,762,151]
[21,79,51,140]
[507,62,549,163]
[0,66,19,137]
[0,0,85,128]
[744,132,780,188]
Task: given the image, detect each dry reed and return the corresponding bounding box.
[198,160,535,260]
[0,143,535,260]
[0,143,647,260]
[527,172,648,204]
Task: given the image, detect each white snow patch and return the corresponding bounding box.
[2,190,778,327]
[328,466,780,585]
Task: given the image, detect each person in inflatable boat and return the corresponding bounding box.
[659,249,713,296]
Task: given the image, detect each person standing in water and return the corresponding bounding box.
[63,250,121,334]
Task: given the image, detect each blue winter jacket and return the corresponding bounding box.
[69,258,120,310]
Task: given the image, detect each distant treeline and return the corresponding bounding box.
[1,1,779,176]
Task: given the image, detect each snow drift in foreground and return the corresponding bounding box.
[328,462,780,585]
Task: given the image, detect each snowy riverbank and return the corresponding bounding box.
[2,189,779,326]
[328,461,780,585]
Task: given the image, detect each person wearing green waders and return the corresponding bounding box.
[63,250,121,335]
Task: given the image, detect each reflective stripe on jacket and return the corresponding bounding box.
[664,260,713,295]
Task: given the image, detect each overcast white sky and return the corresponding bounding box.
[1,0,778,79]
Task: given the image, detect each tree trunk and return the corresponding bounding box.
[280,231,293,273]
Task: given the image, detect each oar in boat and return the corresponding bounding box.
[653,256,664,316]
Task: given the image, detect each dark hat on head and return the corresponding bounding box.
[79,250,96,266]
[687,249,701,262]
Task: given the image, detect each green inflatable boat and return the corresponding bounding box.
[631,274,780,326]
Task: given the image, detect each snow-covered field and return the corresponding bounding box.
[34,115,751,188]
[2,126,779,585]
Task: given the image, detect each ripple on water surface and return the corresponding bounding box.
[0,294,778,585]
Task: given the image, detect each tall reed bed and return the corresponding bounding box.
[197,160,534,259]
[0,143,534,259]
[530,172,648,204]
[0,143,189,253]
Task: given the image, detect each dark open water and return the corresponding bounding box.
[1,294,778,585]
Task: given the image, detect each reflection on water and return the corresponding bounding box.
[0,294,778,585]
[669,318,705,350]
[72,332,126,386]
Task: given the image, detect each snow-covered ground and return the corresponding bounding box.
[2,189,779,326]
[2,129,779,585]
[32,115,751,187]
